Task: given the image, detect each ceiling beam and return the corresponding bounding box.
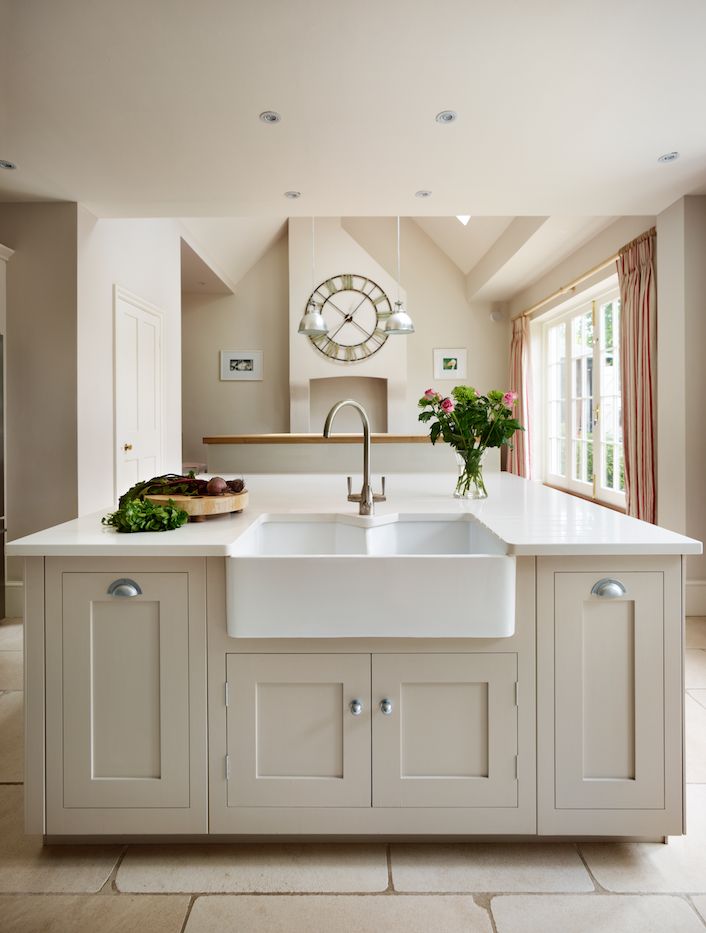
[465,217,548,302]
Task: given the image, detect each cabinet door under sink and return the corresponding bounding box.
[372,653,518,808]
[226,653,371,807]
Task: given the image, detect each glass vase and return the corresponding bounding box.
[454,450,488,499]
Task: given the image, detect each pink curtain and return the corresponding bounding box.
[617,230,656,523]
[507,315,531,478]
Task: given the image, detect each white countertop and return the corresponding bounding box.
[7,473,701,558]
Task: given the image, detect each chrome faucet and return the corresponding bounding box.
[323,400,386,515]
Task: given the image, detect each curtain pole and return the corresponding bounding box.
[517,227,656,321]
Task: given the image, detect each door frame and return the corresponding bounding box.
[113,284,166,503]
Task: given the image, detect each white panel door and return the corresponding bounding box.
[226,654,371,807]
[554,571,664,809]
[114,287,163,497]
[372,654,518,808]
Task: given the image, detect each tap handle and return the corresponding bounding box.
[381,476,386,496]
[373,476,386,502]
[346,476,352,496]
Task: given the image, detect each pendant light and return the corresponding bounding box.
[384,216,415,335]
[297,217,328,337]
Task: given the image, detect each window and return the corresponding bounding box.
[542,288,625,508]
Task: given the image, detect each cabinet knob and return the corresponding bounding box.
[591,578,627,599]
[107,578,142,598]
[349,699,363,716]
[380,698,393,715]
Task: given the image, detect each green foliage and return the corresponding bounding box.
[102,498,189,534]
[118,472,205,509]
[418,386,523,454]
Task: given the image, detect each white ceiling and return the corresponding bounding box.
[0,0,705,217]
[413,217,515,274]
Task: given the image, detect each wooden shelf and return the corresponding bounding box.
[202,433,436,445]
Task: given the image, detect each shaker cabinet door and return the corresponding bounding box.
[226,653,371,807]
[372,653,518,808]
[45,561,207,834]
[553,571,665,810]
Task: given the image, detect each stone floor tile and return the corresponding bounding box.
[0,786,121,893]
[0,651,22,691]
[390,843,593,893]
[0,691,23,782]
[686,694,706,782]
[685,649,706,689]
[185,894,493,933]
[0,619,22,651]
[117,843,388,893]
[491,894,704,933]
[580,784,706,893]
[0,894,190,933]
[689,689,706,710]
[687,619,706,650]
[692,896,706,924]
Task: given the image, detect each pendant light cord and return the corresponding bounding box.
[396,216,401,304]
[311,216,316,293]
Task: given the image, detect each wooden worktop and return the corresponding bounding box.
[202,433,435,445]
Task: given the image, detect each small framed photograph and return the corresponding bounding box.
[220,350,263,381]
[433,348,467,380]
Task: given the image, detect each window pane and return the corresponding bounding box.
[598,296,625,500]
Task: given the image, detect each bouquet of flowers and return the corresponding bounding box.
[418,386,522,498]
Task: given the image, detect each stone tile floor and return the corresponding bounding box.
[0,614,704,932]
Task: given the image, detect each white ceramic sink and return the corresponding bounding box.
[226,514,515,638]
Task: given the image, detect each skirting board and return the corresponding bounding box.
[5,581,23,618]
[686,580,706,617]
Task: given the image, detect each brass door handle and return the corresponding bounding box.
[122,443,133,452]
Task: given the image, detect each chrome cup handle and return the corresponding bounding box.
[591,578,626,599]
[107,578,142,598]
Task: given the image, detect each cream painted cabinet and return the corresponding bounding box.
[225,651,518,811]
[537,557,684,836]
[372,653,518,808]
[44,559,208,834]
[226,653,371,807]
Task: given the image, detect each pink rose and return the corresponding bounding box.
[424,388,439,401]
[503,391,518,407]
[440,397,455,413]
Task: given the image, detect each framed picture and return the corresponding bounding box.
[433,348,467,380]
[220,350,263,381]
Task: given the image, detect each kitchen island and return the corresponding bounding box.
[9,472,701,841]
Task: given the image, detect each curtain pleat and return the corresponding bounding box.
[507,316,531,478]
[617,233,657,523]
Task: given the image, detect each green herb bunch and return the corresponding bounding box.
[102,498,189,534]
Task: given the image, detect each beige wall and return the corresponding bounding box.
[0,203,78,550]
[343,218,509,408]
[657,196,706,592]
[181,230,290,462]
[77,209,184,513]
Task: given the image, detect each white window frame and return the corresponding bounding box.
[539,279,626,510]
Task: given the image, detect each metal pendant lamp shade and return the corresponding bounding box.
[298,299,328,336]
[298,217,329,338]
[385,300,415,334]
[384,216,415,335]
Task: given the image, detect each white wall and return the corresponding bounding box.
[77,209,183,513]
[181,230,290,463]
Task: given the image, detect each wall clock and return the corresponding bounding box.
[306,274,392,362]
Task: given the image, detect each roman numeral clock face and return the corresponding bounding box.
[307,274,392,362]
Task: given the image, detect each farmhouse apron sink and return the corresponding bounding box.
[226,514,515,638]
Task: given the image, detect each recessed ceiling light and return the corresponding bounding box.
[456,214,471,225]
[415,190,432,199]
[0,159,17,170]
[259,111,281,124]
[657,151,680,163]
[284,190,302,199]
[435,110,457,124]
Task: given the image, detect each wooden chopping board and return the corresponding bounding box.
[145,491,248,521]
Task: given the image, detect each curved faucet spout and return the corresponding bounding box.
[323,400,374,515]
